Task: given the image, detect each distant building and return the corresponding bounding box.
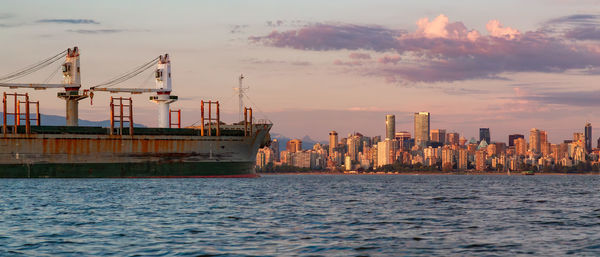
[475,150,487,171]
[479,128,490,144]
[458,136,467,147]
[286,139,302,153]
[270,139,280,162]
[447,132,459,145]
[347,134,362,162]
[414,112,430,148]
[515,137,527,156]
[529,128,541,154]
[441,146,454,170]
[458,149,468,170]
[430,129,446,145]
[585,122,592,153]
[376,139,396,167]
[328,131,338,157]
[385,115,395,140]
[508,134,524,147]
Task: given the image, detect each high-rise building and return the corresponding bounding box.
[515,137,527,156]
[529,128,541,154]
[270,139,280,162]
[385,115,395,140]
[508,134,524,147]
[447,132,459,145]
[475,150,487,171]
[479,128,490,143]
[441,146,454,171]
[574,132,585,150]
[430,129,446,144]
[414,112,430,148]
[458,149,468,170]
[395,131,412,151]
[328,131,338,157]
[585,122,592,153]
[376,139,396,167]
[347,134,362,162]
[286,139,302,153]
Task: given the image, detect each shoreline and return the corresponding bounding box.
[259,171,600,176]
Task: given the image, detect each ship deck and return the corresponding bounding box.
[2,125,247,137]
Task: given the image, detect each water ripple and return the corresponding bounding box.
[1,175,600,256]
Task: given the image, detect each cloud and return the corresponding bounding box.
[67,29,124,34]
[243,58,311,66]
[230,24,248,34]
[377,54,401,64]
[251,14,600,83]
[348,52,371,59]
[543,14,600,40]
[37,19,99,24]
[266,20,284,27]
[521,90,600,107]
[250,23,405,51]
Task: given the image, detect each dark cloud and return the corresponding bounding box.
[522,90,600,107]
[250,23,405,51]
[542,14,600,40]
[545,14,600,26]
[37,19,99,24]
[230,24,248,34]
[250,16,600,83]
[67,29,123,34]
[266,20,284,27]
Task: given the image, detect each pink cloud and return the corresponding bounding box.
[250,14,600,83]
[348,52,371,59]
[377,54,401,64]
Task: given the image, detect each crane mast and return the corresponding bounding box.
[0,47,88,126]
[91,54,178,128]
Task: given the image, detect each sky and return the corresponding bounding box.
[2,0,600,143]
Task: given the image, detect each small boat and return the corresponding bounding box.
[521,171,535,175]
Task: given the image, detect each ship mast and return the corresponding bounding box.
[235,74,248,122]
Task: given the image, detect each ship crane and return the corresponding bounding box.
[0,47,88,126]
[90,54,178,128]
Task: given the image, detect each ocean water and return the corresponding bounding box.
[1,175,599,256]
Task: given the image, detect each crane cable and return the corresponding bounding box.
[92,56,159,89]
[0,49,67,83]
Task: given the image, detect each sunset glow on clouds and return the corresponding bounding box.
[251,14,600,83]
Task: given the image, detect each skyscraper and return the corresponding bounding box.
[385,115,395,140]
[529,128,541,154]
[414,112,430,148]
[585,122,592,153]
[328,131,338,157]
[447,132,460,145]
[430,129,446,144]
[508,134,524,147]
[479,128,490,143]
[286,139,302,153]
[270,139,280,162]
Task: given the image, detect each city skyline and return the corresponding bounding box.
[2,1,600,142]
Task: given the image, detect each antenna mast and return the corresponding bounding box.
[236,74,248,121]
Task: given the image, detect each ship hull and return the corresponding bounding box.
[0,124,271,178]
[0,161,257,178]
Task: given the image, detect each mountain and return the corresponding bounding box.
[271,133,328,150]
[0,113,146,127]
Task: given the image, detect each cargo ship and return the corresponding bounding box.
[0,47,272,178]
